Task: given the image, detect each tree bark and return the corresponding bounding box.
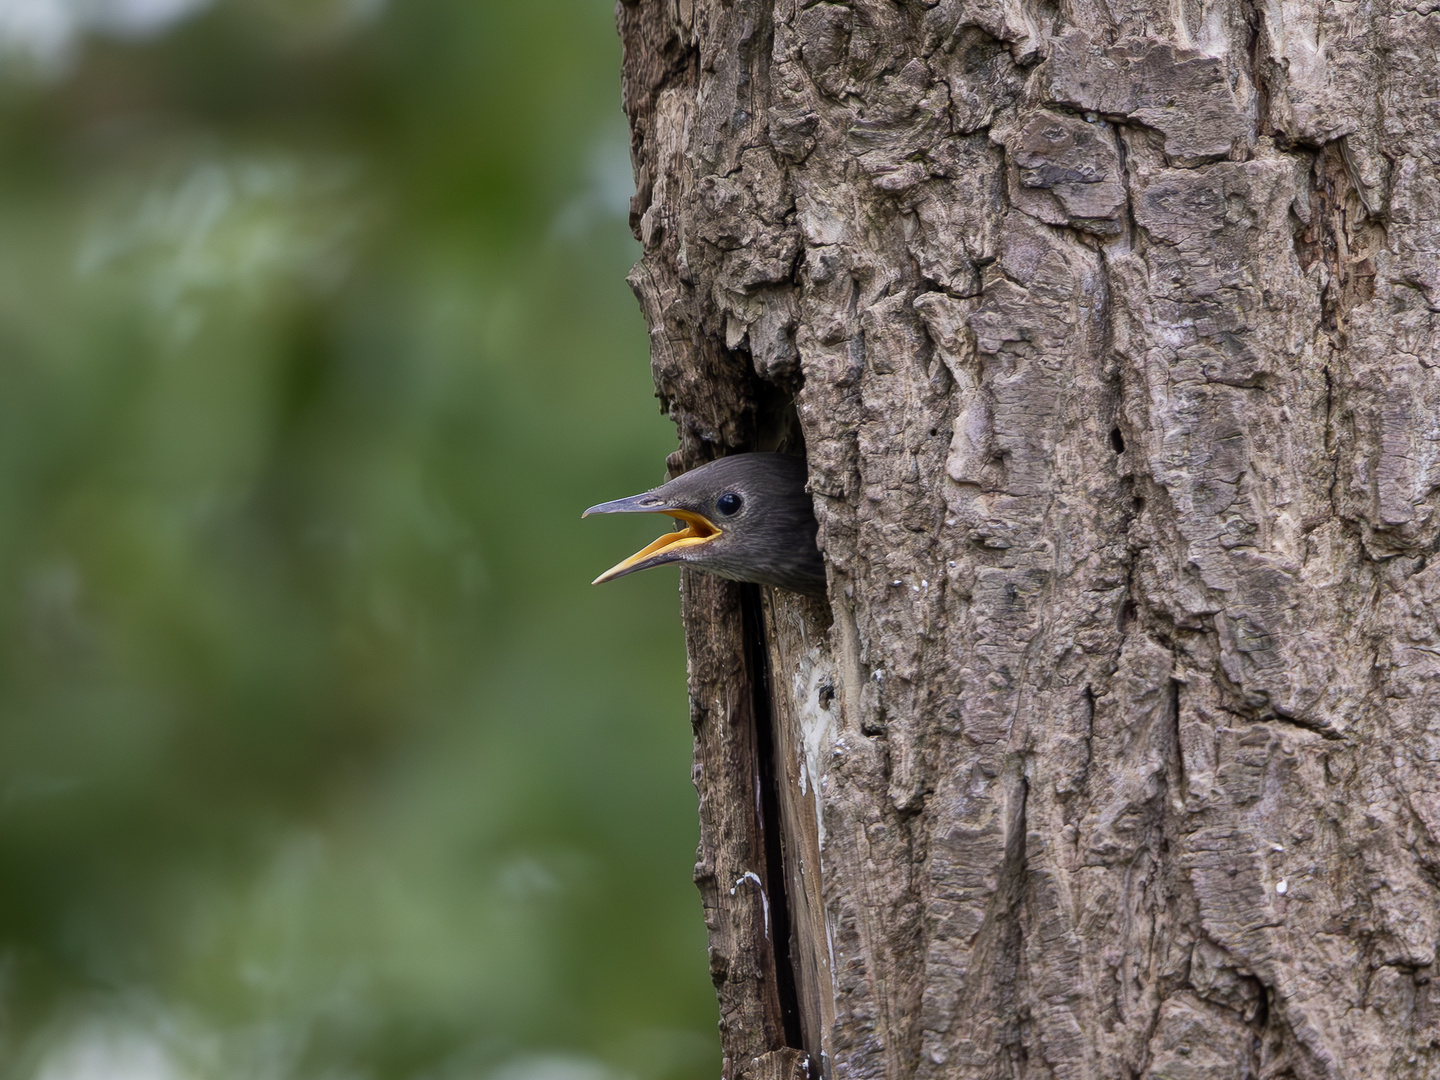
[617,2,1440,1078]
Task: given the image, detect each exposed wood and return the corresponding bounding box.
[620,0,1440,1077]
[762,590,837,1070]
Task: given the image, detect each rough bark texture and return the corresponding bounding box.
[617,2,1440,1078]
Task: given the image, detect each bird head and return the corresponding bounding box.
[584,453,826,597]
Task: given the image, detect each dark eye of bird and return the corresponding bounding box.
[717,492,743,516]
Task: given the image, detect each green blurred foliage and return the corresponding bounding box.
[0,2,715,1078]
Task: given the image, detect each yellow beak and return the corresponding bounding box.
[586,509,721,584]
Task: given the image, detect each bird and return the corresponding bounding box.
[584,452,827,598]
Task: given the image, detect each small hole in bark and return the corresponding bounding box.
[1118,599,1136,633]
[1109,427,1126,453]
[1248,979,1270,1029]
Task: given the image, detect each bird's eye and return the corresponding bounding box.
[716,492,743,516]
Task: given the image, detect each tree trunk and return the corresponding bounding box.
[617,2,1440,1077]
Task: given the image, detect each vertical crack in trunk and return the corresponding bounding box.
[742,583,807,1057]
[997,770,1030,1067]
[1241,0,1272,138]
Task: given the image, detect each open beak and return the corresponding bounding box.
[583,494,722,585]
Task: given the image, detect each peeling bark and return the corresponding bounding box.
[618,1,1440,1077]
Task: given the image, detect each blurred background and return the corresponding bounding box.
[0,2,717,1078]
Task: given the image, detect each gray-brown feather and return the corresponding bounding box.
[643,454,827,597]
